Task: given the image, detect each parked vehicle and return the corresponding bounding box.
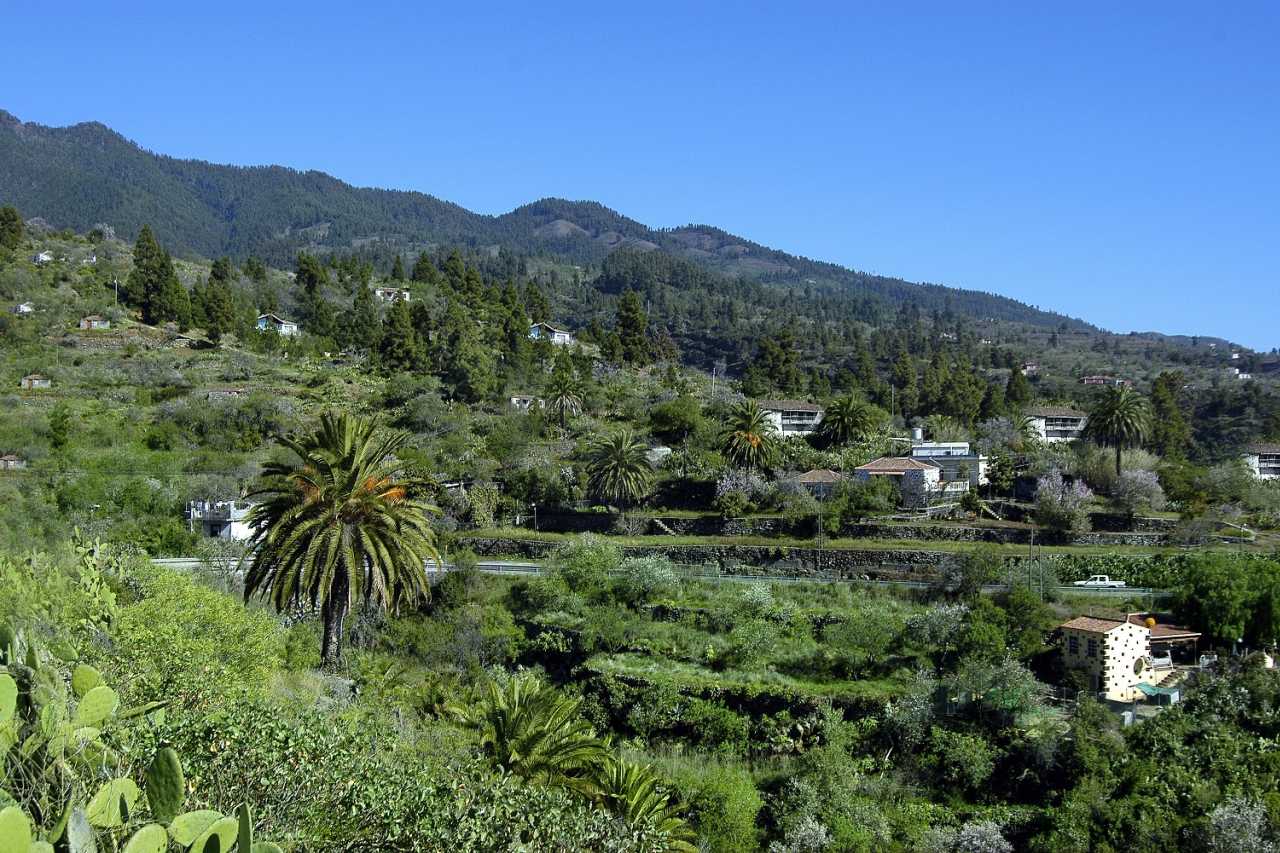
[1073,574,1126,588]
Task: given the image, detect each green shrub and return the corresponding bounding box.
[105,564,283,706]
[685,699,750,756]
[668,763,762,853]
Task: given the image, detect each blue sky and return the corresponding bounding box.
[3,2,1277,349]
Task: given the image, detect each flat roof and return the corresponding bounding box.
[758,399,824,412]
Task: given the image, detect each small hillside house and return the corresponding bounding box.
[78,315,110,330]
[509,394,545,412]
[1243,443,1280,480]
[206,387,246,401]
[0,453,27,471]
[187,499,256,541]
[1058,614,1199,702]
[257,313,299,337]
[374,286,411,304]
[528,322,574,346]
[796,468,844,499]
[854,456,940,508]
[1080,375,1132,387]
[19,374,51,390]
[32,251,53,266]
[759,400,825,437]
[12,302,34,316]
[1021,361,1040,376]
[1026,405,1088,443]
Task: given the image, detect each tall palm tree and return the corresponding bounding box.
[243,411,440,665]
[546,371,583,430]
[595,758,698,851]
[1085,386,1151,478]
[586,429,653,509]
[818,396,885,447]
[721,400,778,470]
[451,673,609,790]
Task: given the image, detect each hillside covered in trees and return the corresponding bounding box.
[0,109,1092,332]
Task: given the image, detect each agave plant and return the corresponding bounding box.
[595,758,697,851]
[244,411,440,665]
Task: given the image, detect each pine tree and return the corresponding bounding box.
[891,349,919,417]
[379,299,420,372]
[243,256,268,286]
[125,225,164,316]
[0,205,23,254]
[1149,371,1191,459]
[524,282,551,324]
[345,285,383,352]
[203,277,237,345]
[437,300,496,402]
[978,383,1007,421]
[617,290,650,365]
[295,252,328,295]
[1005,365,1033,408]
[391,255,405,281]
[411,251,437,284]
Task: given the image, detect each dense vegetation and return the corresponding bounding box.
[2,203,1280,850]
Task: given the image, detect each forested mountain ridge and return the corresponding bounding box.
[0,109,1090,330]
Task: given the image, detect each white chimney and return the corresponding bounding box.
[911,427,924,444]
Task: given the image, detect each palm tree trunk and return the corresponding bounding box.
[1115,443,1123,480]
[320,573,350,667]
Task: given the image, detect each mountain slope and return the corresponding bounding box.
[0,109,1089,330]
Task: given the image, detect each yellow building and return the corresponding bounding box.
[1059,616,1151,701]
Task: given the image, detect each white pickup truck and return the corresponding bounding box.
[1073,575,1126,588]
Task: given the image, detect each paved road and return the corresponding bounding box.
[150,557,1162,597]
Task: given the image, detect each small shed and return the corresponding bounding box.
[79,315,111,330]
[796,468,844,499]
[0,453,27,470]
[20,374,52,390]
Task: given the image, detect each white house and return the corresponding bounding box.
[257,313,299,337]
[1243,443,1280,480]
[1025,405,1088,443]
[32,251,53,266]
[12,302,34,316]
[187,499,256,541]
[509,394,544,412]
[0,453,27,471]
[529,322,574,346]
[78,315,110,330]
[909,439,988,488]
[19,374,51,390]
[373,286,411,304]
[759,400,825,437]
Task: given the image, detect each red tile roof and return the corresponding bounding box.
[1059,616,1127,634]
[797,468,843,484]
[856,456,939,474]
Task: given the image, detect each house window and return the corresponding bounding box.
[1068,636,1079,655]
[1086,639,1098,659]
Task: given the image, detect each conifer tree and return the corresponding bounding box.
[1149,371,1191,459]
[524,282,551,324]
[1005,365,1033,408]
[617,289,650,365]
[295,252,328,295]
[203,276,237,345]
[345,284,384,352]
[0,205,23,254]
[391,254,406,281]
[411,251,437,284]
[379,299,420,372]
